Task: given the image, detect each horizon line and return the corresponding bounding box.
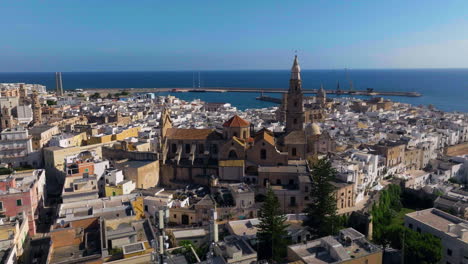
[1,67,468,74]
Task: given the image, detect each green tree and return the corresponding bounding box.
[403,228,442,264]
[90,92,101,99]
[304,158,340,237]
[370,184,402,245]
[46,100,57,106]
[257,187,289,262]
[178,240,208,263]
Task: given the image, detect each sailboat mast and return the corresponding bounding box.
[198,72,201,88]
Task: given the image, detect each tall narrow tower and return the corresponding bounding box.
[285,56,305,133]
[0,105,15,130]
[32,90,42,126]
[19,84,27,104]
[55,72,63,96]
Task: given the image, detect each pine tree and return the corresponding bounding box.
[257,187,290,262]
[304,158,340,237]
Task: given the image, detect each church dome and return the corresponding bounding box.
[305,122,321,136]
[223,115,250,128]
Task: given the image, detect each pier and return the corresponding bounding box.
[83,87,422,98]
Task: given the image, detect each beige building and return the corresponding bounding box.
[332,180,356,214]
[405,208,468,264]
[29,125,60,150]
[373,140,406,172]
[44,145,104,175]
[404,147,422,171]
[258,162,312,214]
[115,160,159,189]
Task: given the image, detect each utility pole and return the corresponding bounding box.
[153,206,170,264]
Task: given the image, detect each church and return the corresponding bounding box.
[159,56,335,194]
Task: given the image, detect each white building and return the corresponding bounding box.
[0,127,35,167]
[405,208,468,264]
[15,105,33,125]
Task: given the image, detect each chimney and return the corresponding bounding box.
[448,223,456,233]
[461,229,468,242]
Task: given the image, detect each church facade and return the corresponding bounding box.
[159,56,336,213]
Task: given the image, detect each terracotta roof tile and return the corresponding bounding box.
[222,115,250,127]
[166,128,215,140]
[255,130,275,146]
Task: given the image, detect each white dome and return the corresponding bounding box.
[305,122,321,136]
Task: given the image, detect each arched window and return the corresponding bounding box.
[260,149,267,160]
[228,150,238,159]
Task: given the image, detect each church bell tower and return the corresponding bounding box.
[285,56,305,133]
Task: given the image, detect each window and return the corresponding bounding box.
[172,144,177,153]
[260,149,267,160]
[304,196,309,201]
[212,144,218,154]
[447,248,452,256]
[290,197,296,206]
[409,223,413,229]
[292,148,297,156]
[233,132,238,137]
[243,131,247,138]
[417,227,421,233]
[293,118,297,124]
[276,179,282,185]
[145,205,148,212]
[0,202,3,211]
[198,144,204,154]
[185,144,190,153]
[16,199,22,206]
[228,150,238,159]
[174,214,177,218]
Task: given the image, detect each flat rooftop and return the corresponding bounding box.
[288,228,381,264]
[405,208,468,234]
[258,165,307,174]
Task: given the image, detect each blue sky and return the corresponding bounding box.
[1,0,467,71]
